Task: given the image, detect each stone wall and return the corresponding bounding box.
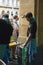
[38,0,43,45]
[18,0,34,43]
[35,0,43,45]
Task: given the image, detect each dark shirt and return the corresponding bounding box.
[0,19,13,44]
[27,18,37,39]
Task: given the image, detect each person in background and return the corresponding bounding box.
[13,15,19,42]
[11,15,19,59]
[22,12,37,64]
[9,16,13,26]
[0,15,13,65]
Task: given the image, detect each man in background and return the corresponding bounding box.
[22,12,37,64]
[13,15,19,42]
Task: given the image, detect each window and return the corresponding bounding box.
[9,0,14,6]
[2,0,4,4]
[0,0,3,4]
[16,1,20,7]
[9,0,12,6]
[12,0,14,6]
[14,0,16,7]
[6,0,9,6]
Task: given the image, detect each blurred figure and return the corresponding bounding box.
[11,15,19,59]
[0,17,13,65]
[9,16,13,26]
[22,12,37,63]
[13,15,19,42]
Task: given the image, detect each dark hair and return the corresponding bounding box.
[25,12,33,18]
[13,15,18,19]
[4,14,9,18]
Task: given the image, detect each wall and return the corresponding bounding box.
[19,0,35,43]
[35,0,43,45]
[38,0,43,45]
